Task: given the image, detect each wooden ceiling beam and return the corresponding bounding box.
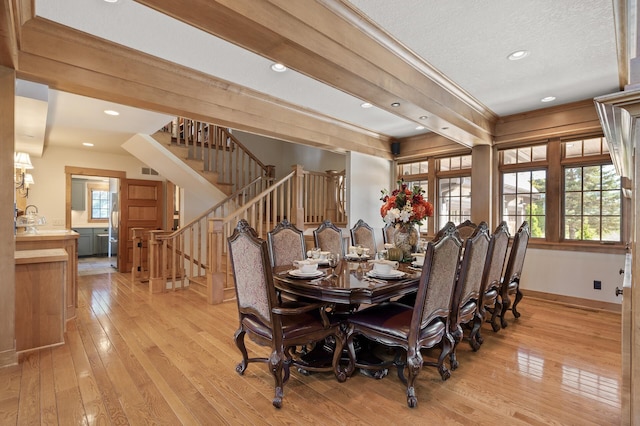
[136,0,496,147]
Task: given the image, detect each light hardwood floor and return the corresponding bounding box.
[0,271,621,425]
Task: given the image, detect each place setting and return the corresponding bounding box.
[365,259,406,280]
[344,245,371,261]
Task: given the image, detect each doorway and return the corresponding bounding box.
[65,166,126,273]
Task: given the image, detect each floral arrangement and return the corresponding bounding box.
[380,180,433,227]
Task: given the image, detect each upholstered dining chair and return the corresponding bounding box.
[448,222,490,370]
[228,219,345,408]
[313,220,345,256]
[455,219,478,241]
[499,221,530,328]
[267,219,306,267]
[344,222,462,408]
[382,222,396,245]
[479,221,510,334]
[350,219,377,254]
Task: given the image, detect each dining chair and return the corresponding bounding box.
[313,219,345,256]
[499,221,530,328]
[448,222,490,370]
[455,219,478,241]
[267,219,306,267]
[344,222,462,408]
[350,219,377,254]
[478,221,510,334]
[382,222,396,245]
[228,219,345,408]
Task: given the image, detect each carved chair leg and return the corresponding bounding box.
[489,300,502,332]
[512,287,523,318]
[437,334,453,381]
[405,348,423,408]
[234,328,249,374]
[269,350,286,408]
[344,326,358,378]
[333,330,347,383]
[469,313,483,351]
[500,294,511,329]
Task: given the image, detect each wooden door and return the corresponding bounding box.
[119,179,164,273]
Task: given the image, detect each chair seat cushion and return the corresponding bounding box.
[242,306,331,341]
[348,302,445,342]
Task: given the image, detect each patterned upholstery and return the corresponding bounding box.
[456,219,477,241]
[480,222,510,332]
[227,219,345,408]
[344,222,462,408]
[382,223,396,244]
[267,219,306,267]
[448,222,490,369]
[313,220,344,255]
[350,219,377,254]
[499,221,530,328]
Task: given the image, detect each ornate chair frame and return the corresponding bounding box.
[350,219,377,254]
[479,221,510,333]
[499,221,530,328]
[267,218,306,267]
[313,219,345,256]
[455,219,478,241]
[228,219,345,408]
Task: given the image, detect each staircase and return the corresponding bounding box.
[130,117,347,304]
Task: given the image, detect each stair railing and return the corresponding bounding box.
[171,118,271,194]
[136,175,274,293]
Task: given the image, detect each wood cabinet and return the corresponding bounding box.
[15,248,67,353]
[16,230,79,322]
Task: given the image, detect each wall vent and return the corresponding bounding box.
[141,167,159,176]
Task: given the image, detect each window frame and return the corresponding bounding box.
[87,183,109,223]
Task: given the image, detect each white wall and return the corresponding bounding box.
[521,248,624,304]
[27,145,163,230]
[235,130,346,179]
[346,151,393,251]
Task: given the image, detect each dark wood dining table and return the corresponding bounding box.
[272,258,421,306]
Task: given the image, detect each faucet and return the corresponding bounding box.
[25,205,38,215]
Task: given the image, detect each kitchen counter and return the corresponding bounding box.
[15,230,79,322]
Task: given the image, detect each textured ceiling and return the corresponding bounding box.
[19,0,622,155]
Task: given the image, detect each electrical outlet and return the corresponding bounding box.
[594,280,602,290]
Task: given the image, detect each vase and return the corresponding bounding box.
[393,223,419,262]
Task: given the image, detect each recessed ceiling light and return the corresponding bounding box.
[419,115,428,120]
[416,125,425,130]
[271,63,287,72]
[541,96,556,103]
[391,102,400,107]
[508,50,529,61]
[104,109,119,116]
[82,142,94,147]
[103,0,119,3]
[360,102,373,108]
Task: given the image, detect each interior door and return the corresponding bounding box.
[119,179,164,273]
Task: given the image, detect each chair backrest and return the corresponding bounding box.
[267,219,306,267]
[350,219,377,254]
[382,223,395,244]
[228,219,280,333]
[481,221,510,295]
[502,221,530,286]
[456,219,478,241]
[411,222,463,332]
[313,220,344,255]
[453,222,490,311]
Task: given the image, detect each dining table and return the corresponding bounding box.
[273,256,423,378]
[272,257,422,307]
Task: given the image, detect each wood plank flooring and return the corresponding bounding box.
[0,271,622,425]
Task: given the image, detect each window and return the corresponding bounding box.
[88,184,109,222]
[438,176,471,228]
[563,138,620,242]
[499,145,547,237]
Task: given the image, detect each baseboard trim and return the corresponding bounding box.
[0,348,18,368]
[524,289,621,313]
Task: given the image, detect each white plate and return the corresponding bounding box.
[308,258,330,265]
[345,254,370,260]
[288,269,324,278]
[411,261,424,268]
[366,270,405,279]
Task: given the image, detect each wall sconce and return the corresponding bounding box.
[14,152,34,197]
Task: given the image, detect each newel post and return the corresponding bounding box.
[291,164,305,228]
[325,169,341,222]
[265,165,275,179]
[207,218,225,304]
[130,227,144,284]
[148,230,166,293]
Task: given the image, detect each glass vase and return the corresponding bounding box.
[393,223,419,262]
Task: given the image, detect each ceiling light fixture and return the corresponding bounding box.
[271,63,287,72]
[416,125,425,130]
[360,102,372,109]
[82,142,94,147]
[104,109,120,116]
[103,0,119,3]
[419,115,428,120]
[391,102,400,107]
[541,96,556,103]
[508,50,529,61]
